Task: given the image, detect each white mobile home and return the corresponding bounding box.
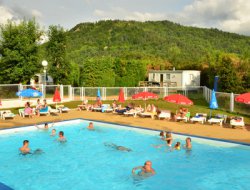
[148,70,201,87]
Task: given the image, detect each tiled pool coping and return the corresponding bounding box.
[1,118,250,189]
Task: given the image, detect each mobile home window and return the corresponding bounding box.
[189,74,194,80]
[166,74,170,80]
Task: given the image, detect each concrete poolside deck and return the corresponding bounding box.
[0,110,250,144]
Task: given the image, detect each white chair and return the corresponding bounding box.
[158,110,171,120]
[176,112,190,122]
[56,105,70,113]
[124,108,143,118]
[190,113,207,124]
[101,104,113,112]
[48,106,59,114]
[19,108,35,118]
[0,110,15,120]
[208,115,227,126]
[230,117,245,128]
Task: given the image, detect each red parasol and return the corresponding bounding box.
[53,88,61,103]
[118,88,125,103]
[132,92,158,100]
[164,94,193,105]
[235,92,250,104]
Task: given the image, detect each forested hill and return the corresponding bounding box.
[65,20,250,92]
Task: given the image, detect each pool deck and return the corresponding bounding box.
[0,110,250,143]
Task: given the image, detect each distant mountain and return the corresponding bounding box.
[65,20,250,90]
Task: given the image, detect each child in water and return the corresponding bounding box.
[174,142,181,150]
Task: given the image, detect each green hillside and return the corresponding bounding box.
[65,20,250,92]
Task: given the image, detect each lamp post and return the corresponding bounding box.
[42,60,48,86]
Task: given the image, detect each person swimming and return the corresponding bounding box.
[165,132,173,147]
[36,122,54,130]
[19,140,43,155]
[184,137,192,150]
[104,142,132,152]
[159,131,165,140]
[87,122,94,130]
[57,131,67,142]
[50,129,56,136]
[19,140,31,155]
[132,161,156,177]
[174,142,181,150]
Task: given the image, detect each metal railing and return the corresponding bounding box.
[0,84,249,115]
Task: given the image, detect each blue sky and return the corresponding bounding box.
[0,0,250,35]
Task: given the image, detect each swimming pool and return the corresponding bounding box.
[0,119,250,190]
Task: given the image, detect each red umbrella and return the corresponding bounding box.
[164,94,193,105]
[53,88,61,103]
[118,88,125,103]
[235,92,250,104]
[132,92,158,100]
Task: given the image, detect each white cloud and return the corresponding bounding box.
[171,0,250,35]
[0,5,15,24]
[94,7,165,21]
[31,9,43,18]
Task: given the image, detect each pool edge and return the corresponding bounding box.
[1,117,250,147]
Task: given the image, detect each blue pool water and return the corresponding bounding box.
[0,119,250,190]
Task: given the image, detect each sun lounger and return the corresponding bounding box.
[101,104,113,113]
[124,108,143,117]
[190,113,207,124]
[176,112,190,122]
[39,107,50,116]
[56,105,70,113]
[208,115,227,126]
[139,111,157,119]
[0,110,16,120]
[19,108,35,118]
[92,107,102,112]
[230,117,245,128]
[157,110,171,120]
[48,106,59,114]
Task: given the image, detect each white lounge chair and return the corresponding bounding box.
[176,112,190,122]
[92,107,102,112]
[158,110,171,120]
[124,108,143,118]
[56,105,70,113]
[39,106,50,116]
[101,104,113,112]
[19,108,35,118]
[190,113,207,124]
[230,117,245,128]
[0,110,15,120]
[139,112,156,119]
[208,115,227,126]
[48,106,59,114]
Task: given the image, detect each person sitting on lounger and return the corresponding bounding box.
[87,122,94,130]
[35,99,42,116]
[24,102,33,118]
[42,99,48,109]
[174,107,188,121]
[112,100,118,109]
[146,104,152,112]
[19,140,31,154]
[58,131,67,142]
[78,99,88,111]
[132,161,155,177]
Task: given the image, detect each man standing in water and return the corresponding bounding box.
[132,160,156,176]
[19,140,30,154]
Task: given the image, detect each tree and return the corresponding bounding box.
[0,20,41,84]
[46,25,72,84]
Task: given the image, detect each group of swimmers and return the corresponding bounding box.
[19,123,67,155]
[18,121,192,177]
[159,131,192,150]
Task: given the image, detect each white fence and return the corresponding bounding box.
[0,84,249,115]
